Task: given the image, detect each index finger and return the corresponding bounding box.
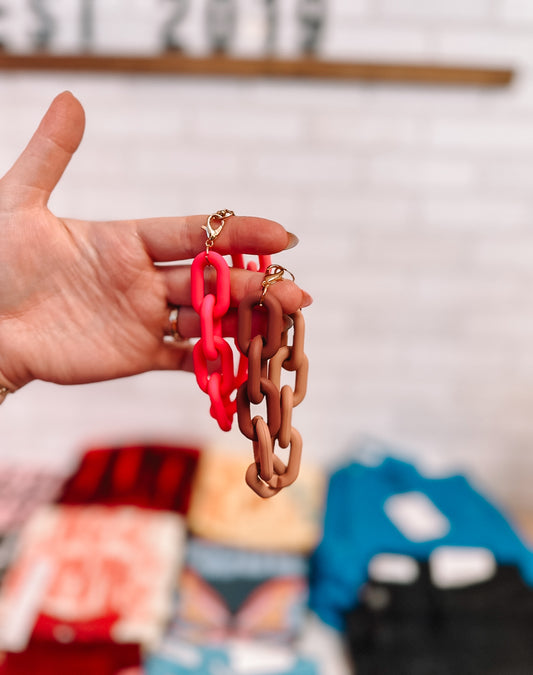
[135,214,295,262]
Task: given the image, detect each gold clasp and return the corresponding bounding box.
[260,264,295,305]
[202,209,235,254]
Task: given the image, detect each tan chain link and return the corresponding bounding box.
[268,428,303,490]
[282,309,306,371]
[251,416,274,481]
[236,268,308,498]
[268,344,309,406]
[246,335,267,405]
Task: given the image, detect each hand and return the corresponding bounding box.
[0,92,311,391]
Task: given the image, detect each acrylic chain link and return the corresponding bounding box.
[190,210,308,498]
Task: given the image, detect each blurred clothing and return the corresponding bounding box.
[57,444,200,514]
[310,456,533,629]
[187,448,325,553]
[346,560,533,675]
[168,537,309,644]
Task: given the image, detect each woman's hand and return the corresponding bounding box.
[0,92,311,391]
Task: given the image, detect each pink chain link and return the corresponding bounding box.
[191,211,271,431]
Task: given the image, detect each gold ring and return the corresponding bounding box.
[163,306,188,343]
[0,386,10,405]
[259,264,295,305]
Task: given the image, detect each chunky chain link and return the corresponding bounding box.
[191,211,308,497]
[238,307,308,498]
[191,210,271,432]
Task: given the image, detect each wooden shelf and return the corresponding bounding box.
[0,52,514,87]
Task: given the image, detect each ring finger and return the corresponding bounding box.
[159,264,312,315]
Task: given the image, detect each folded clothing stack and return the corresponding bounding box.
[57,443,201,514]
[347,560,533,674]
[0,443,200,675]
[0,464,66,584]
[309,450,533,674]
[143,447,326,675]
[0,443,326,675]
[186,447,325,555]
[168,538,309,645]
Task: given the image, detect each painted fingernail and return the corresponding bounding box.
[284,232,299,250]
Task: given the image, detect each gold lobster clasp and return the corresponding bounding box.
[260,264,295,305]
[202,209,235,253]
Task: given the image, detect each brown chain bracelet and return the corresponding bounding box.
[236,266,308,499]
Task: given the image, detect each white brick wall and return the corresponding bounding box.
[2,1,533,510]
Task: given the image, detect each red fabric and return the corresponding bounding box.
[3,641,140,675]
[57,443,200,514]
[3,615,139,674]
[33,612,119,641]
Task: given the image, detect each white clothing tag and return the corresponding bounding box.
[229,640,295,674]
[0,557,53,652]
[368,554,420,585]
[430,547,497,588]
[384,492,450,542]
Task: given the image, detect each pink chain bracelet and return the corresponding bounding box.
[191,210,271,431]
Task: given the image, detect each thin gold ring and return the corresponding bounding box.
[163,306,188,343]
[0,385,11,405]
[260,264,296,305]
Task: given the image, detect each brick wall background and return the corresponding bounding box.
[2,0,533,508]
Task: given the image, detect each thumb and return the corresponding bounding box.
[3,91,85,206]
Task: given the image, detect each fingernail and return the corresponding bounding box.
[285,232,299,250]
[302,291,313,307]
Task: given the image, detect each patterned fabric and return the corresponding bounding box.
[57,444,200,515]
[169,538,309,644]
[186,448,326,553]
[145,639,319,675]
[0,464,66,595]
[0,465,64,532]
[0,505,186,652]
[0,535,17,589]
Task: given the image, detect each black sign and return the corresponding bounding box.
[0,0,327,56]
